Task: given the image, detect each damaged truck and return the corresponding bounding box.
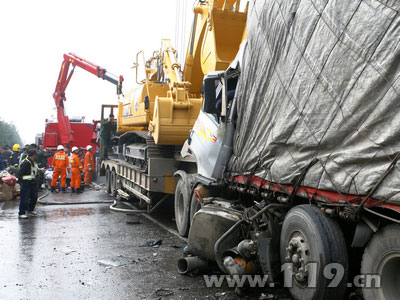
[177,1,400,300]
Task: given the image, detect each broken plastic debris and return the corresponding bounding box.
[154,288,174,297]
[54,247,77,255]
[259,293,275,300]
[139,239,162,248]
[97,257,145,267]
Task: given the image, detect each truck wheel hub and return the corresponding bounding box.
[286,233,310,285]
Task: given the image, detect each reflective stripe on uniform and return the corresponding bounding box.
[22,158,38,180]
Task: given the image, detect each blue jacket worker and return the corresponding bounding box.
[17,149,39,219]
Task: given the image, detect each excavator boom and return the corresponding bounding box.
[117,0,247,145]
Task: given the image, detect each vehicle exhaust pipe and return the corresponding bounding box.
[178,256,208,274]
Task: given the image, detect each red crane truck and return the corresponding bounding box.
[42,53,123,153]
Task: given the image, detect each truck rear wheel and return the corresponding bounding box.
[361,224,400,300]
[105,169,111,194]
[280,205,348,300]
[174,176,190,237]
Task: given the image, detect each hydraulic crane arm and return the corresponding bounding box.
[53,53,124,145]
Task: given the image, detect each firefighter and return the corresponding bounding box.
[70,146,83,194]
[17,149,39,219]
[50,145,69,192]
[10,144,21,167]
[65,146,72,189]
[84,145,94,187]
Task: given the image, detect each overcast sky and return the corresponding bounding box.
[0,0,193,144]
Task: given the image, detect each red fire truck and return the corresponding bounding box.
[41,53,123,154]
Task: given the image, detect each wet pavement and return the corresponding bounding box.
[0,185,268,300]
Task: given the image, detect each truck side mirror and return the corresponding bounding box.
[203,77,218,114]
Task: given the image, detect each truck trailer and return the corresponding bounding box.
[176,1,400,300]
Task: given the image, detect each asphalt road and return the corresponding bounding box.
[0,186,267,300]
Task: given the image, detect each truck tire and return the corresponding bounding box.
[361,224,400,300]
[189,193,202,226]
[280,205,348,300]
[105,169,111,194]
[174,176,190,237]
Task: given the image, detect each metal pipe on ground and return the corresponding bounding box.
[177,256,208,274]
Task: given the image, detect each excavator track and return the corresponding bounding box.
[119,131,175,173]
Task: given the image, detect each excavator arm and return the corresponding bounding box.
[53,53,124,145]
[183,0,248,95]
[117,0,247,145]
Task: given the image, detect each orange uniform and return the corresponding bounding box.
[51,151,69,188]
[70,153,83,189]
[84,151,94,186]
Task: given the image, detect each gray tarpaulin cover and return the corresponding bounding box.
[228,0,400,204]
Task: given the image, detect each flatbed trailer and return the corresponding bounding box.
[101,157,176,206]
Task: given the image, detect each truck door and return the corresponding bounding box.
[187,71,238,180]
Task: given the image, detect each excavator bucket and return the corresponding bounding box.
[201,0,248,75]
[184,0,248,94]
[151,94,203,145]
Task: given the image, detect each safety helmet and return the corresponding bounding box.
[86,145,93,151]
[12,144,20,151]
[57,145,64,151]
[71,146,79,153]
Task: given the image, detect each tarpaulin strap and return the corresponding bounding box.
[244,161,261,194]
[257,161,275,196]
[289,158,319,202]
[318,160,358,214]
[356,152,400,214]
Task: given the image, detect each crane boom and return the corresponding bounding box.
[53,53,124,145]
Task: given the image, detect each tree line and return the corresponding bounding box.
[0,120,22,147]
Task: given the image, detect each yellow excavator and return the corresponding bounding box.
[101,0,247,235]
[117,0,247,144]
